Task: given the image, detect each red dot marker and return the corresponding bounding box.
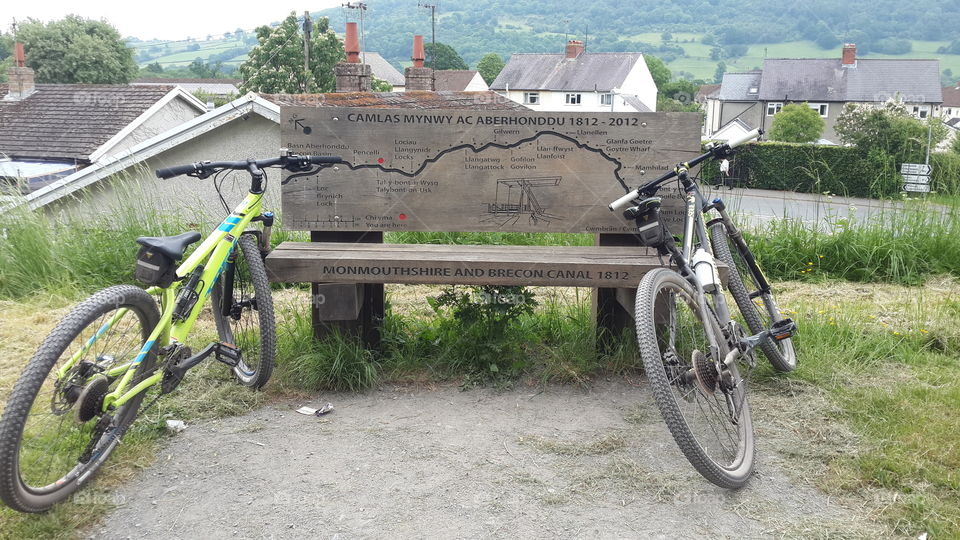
[377,157,384,164]
[398,213,407,220]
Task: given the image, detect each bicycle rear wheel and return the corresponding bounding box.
[0,285,159,513]
[212,234,275,388]
[710,222,796,372]
[635,268,754,489]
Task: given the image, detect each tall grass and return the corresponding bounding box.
[748,198,960,285]
[0,191,192,299]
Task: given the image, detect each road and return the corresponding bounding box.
[700,185,929,226]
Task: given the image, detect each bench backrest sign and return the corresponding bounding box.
[280,107,699,233]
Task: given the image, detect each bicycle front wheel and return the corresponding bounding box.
[0,285,160,513]
[710,222,796,372]
[212,234,275,388]
[635,268,755,489]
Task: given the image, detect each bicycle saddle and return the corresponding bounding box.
[136,232,202,260]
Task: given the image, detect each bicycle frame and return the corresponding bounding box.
[55,190,267,412]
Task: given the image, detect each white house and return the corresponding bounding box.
[490,40,657,113]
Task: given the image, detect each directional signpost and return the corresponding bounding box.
[901,163,932,193]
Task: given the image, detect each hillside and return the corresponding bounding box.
[131,0,960,82]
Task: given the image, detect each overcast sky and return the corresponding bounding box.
[6,1,345,41]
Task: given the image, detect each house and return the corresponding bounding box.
[941,83,960,120]
[433,70,488,92]
[0,50,207,194]
[704,44,942,143]
[360,52,406,91]
[490,40,657,112]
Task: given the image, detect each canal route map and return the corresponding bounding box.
[280,107,700,233]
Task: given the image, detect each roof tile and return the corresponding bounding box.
[0,84,176,161]
[490,53,644,92]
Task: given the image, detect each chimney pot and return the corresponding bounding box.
[344,22,360,63]
[412,35,425,69]
[842,43,857,66]
[5,43,35,101]
[14,43,25,67]
[565,40,584,59]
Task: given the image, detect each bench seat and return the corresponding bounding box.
[266,242,676,288]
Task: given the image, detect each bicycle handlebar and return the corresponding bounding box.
[155,154,344,180]
[608,128,762,212]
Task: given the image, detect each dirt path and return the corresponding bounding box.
[95,380,878,539]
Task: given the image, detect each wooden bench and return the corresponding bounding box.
[265,105,702,347]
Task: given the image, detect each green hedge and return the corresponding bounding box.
[702,142,960,198]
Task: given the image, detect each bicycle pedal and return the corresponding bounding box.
[770,318,796,341]
[215,342,241,367]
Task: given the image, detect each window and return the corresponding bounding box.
[766,102,783,116]
[599,93,613,105]
[912,105,929,119]
[523,92,539,105]
[748,86,759,95]
[565,93,582,105]
[808,103,829,117]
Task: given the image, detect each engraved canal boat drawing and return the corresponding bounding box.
[483,176,563,226]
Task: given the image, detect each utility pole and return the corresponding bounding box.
[302,11,312,91]
[418,2,438,69]
[342,2,368,64]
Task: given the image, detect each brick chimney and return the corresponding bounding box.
[4,43,36,101]
[841,43,857,67]
[334,22,371,92]
[565,40,585,59]
[404,35,434,91]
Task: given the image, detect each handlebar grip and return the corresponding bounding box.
[309,155,343,164]
[726,129,761,149]
[609,189,640,212]
[156,163,199,179]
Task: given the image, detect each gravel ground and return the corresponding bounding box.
[95,379,879,539]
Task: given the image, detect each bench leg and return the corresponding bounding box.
[310,231,385,349]
[594,232,643,352]
[595,287,636,352]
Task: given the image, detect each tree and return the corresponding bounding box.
[16,15,138,83]
[423,42,468,70]
[188,59,224,78]
[145,62,164,74]
[238,12,344,93]
[371,76,393,92]
[644,55,671,90]
[836,99,948,164]
[952,134,960,155]
[660,32,673,42]
[476,53,505,85]
[768,103,825,143]
[713,62,727,83]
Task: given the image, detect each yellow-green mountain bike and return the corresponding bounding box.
[0,152,342,513]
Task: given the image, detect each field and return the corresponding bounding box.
[131,25,960,82]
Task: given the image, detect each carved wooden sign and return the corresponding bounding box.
[280,107,700,233]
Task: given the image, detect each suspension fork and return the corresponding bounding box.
[711,202,772,295]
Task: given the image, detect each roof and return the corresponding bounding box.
[433,70,481,92]
[260,91,527,110]
[696,83,720,102]
[360,52,405,86]
[490,52,644,92]
[133,78,241,96]
[0,84,200,162]
[717,72,762,101]
[19,93,280,210]
[707,118,754,143]
[621,95,652,112]
[942,85,960,107]
[758,58,942,103]
[946,117,960,130]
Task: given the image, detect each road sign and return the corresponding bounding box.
[904,183,931,193]
[902,174,930,184]
[901,163,932,175]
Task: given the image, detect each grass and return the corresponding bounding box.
[747,197,960,285]
[752,279,960,537]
